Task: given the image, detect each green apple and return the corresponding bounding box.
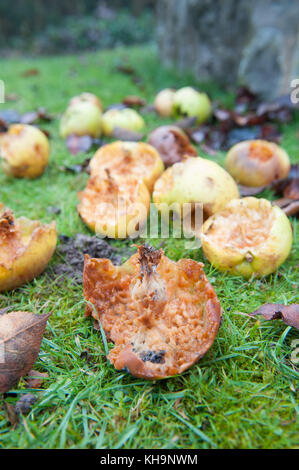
[153,156,239,220]
[0,124,50,179]
[69,92,103,111]
[201,197,293,278]
[101,108,145,137]
[60,101,102,138]
[173,87,212,124]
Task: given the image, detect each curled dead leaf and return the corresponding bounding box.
[0,311,51,393]
[250,304,299,330]
[25,370,49,389]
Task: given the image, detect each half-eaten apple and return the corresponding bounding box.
[83,245,222,379]
[89,141,164,193]
[201,197,293,278]
[77,172,150,238]
[0,205,57,292]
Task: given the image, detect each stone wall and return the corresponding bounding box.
[156,0,299,99]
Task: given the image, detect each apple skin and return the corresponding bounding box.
[60,101,102,138]
[173,87,212,124]
[69,92,103,111]
[0,124,50,179]
[225,140,291,187]
[153,156,239,219]
[101,108,145,137]
[154,88,176,117]
[201,197,293,279]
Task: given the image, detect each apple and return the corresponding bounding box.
[69,92,103,111]
[0,124,50,179]
[83,245,221,379]
[154,88,176,117]
[225,140,291,187]
[101,108,145,137]
[201,197,293,278]
[60,101,102,138]
[89,141,164,193]
[77,173,150,239]
[153,156,239,221]
[173,87,212,124]
[0,204,57,291]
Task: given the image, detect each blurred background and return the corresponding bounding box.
[0,0,156,55]
[1,0,298,99]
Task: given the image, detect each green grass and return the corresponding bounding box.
[0,45,298,449]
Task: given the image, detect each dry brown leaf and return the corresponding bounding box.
[25,370,49,389]
[0,311,51,393]
[250,304,299,329]
[122,96,146,107]
[15,393,37,415]
[111,126,144,141]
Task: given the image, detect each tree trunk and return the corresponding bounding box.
[156,0,299,99]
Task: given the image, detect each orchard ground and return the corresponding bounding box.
[0,46,298,449]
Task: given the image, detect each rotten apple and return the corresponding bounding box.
[154,88,176,117]
[0,205,57,292]
[83,245,222,379]
[89,141,164,193]
[60,101,102,138]
[101,108,145,137]
[201,197,293,278]
[153,156,240,221]
[225,140,290,187]
[77,172,150,238]
[0,124,50,179]
[69,92,103,111]
[173,87,212,124]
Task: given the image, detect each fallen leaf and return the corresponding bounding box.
[139,104,156,115]
[111,127,144,141]
[25,370,48,389]
[21,68,40,77]
[115,64,136,75]
[281,200,299,217]
[65,134,93,155]
[15,393,37,415]
[122,96,146,107]
[239,185,268,197]
[20,107,53,125]
[175,116,198,130]
[5,93,20,102]
[0,109,21,125]
[0,311,51,393]
[250,304,299,329]
[62,157,91,174]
